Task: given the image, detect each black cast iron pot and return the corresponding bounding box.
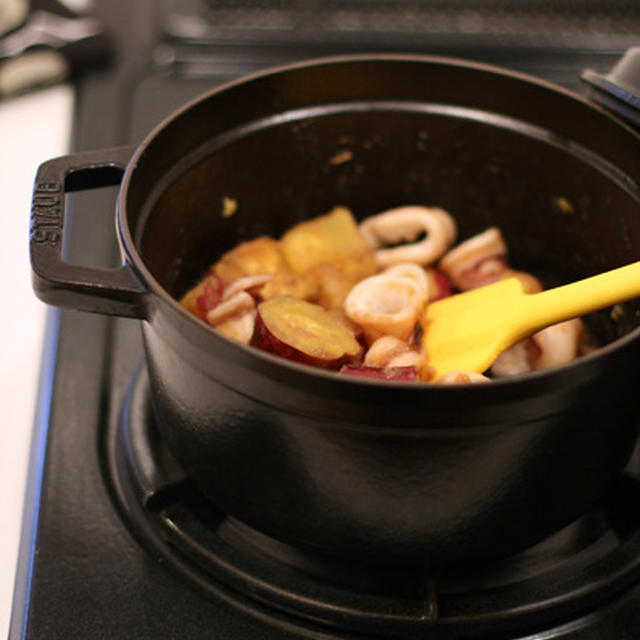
[30,53,640,565]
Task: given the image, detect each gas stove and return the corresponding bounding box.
[10,0,640,637]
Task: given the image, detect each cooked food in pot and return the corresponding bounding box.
[180,204,594,382]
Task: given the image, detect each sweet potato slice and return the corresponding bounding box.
[425,268,453,301]
[213,236,287,284]
[280,206,377,279]
[180,271,225,320]
[258,269,320,302]
[311,262,360,310]
[253,296,362,368]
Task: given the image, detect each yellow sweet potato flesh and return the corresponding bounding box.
[254,296,362,365]
[259,270,319,301]
[311,262,361,310]
[280,206,377,280]
[213,236,287,284]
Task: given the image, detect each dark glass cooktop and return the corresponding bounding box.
[10,0,640,637]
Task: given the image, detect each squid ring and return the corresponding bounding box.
[344,273,427,344]
[439,227,507,290]
[359,206,457,267]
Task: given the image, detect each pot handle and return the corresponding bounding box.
[30,145,149,319]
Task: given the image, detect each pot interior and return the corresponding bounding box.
[131,68,640,349]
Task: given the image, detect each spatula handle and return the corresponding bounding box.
[523,261,640,329]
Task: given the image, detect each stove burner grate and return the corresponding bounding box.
[105,364,640,639]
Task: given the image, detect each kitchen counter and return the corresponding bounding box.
[0,84,73,639]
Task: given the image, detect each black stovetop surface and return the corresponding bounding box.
[10,0,640,637]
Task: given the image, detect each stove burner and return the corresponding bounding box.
[106,365,640,639]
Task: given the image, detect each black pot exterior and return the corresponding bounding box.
[142,313,640,562]
[35,55,640,563]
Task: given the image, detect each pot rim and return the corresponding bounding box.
[116,52,640,392]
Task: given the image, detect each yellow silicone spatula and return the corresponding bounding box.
[423,261,640,378]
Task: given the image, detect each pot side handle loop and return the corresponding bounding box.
[30,145,149,320]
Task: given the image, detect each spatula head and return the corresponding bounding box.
[423,278,528,378]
